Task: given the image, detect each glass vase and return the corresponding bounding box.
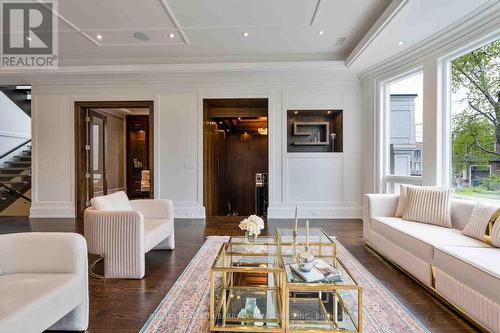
[245,231,256,243]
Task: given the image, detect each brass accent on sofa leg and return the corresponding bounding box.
[89,257,105,279]
[431,265,436,288]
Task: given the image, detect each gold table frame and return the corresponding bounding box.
[209,230,363,332]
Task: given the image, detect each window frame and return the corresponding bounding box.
[378,67,424,193]
[439,34,500,200]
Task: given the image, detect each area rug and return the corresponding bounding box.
[140,236,429,333]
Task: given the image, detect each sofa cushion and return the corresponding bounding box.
[434,246,500,304]
[402,187,453,228]
[371,217,490,262]
[90,191,132,211]
[144,219,173,252]
[0,273,82,333]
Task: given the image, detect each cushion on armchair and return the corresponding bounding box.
[90,191,132,211]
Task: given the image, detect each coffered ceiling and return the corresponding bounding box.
[56,0,392,66]
[5,0,499,74]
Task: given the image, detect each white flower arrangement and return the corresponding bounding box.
[239,215,265,236]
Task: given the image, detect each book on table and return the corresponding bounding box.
[287,258,342,283]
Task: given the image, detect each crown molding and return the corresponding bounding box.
[346,0,410,68]
[358,1,500,80]
[0,60,347,76]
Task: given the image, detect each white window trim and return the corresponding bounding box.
[377,67,424,193]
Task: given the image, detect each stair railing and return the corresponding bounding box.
[0,182,31,202]
[0,139,32,202]
[0,139,31,161]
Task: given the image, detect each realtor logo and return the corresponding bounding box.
[1,0,58,68]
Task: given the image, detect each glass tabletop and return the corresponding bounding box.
[276,228,336,245]
[212,242,283,272]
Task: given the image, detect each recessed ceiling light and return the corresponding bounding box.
[96,34,103,40]
[219,121,222,124]
[169,33,175,39]
[397,41,405,46]
[133,32,150,41]
[327,110,332,114]
[242,32,249,37]
[226,129,230,132]
[294,111,298,114]
[318,31,325,35]
[25,36,32,41]
[238,117,241,120]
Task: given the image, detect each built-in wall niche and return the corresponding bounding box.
[287,110,343,153]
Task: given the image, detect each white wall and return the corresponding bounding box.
[0,91,31,164]
[29,68,362,219]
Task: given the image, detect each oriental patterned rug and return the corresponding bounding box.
[141,236,429,333]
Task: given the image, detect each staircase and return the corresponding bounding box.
[0,85,31,117]
[0,142,31,213]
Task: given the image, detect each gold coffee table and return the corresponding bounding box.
[209,229,362,332]
[277,228,362,333]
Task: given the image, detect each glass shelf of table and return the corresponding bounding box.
[210,242,285,332]
[213,287,282,330]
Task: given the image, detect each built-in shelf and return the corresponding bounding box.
[293,121,329,136]
[292,142,329,146]
[287,110,343,153]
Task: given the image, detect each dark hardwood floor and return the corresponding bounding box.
[0,216,479,333]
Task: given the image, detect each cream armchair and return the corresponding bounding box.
[0,232,89,333]
[84,191,175,279]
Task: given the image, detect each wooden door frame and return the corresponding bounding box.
[89,111,107,198]
[74,101,154,220]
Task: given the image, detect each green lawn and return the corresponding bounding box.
[455,186,500,200]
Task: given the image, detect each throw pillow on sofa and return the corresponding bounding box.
[395,184,439,217]
[395,184,410,218]
[462,203,499,241]
[402,186,453,227]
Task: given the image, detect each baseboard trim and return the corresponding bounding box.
[30,204,75,218]
[267,206,361,219]
[173,203,205,219]
[365,242,493,333]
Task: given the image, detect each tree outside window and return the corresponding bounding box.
[451,39,500,200]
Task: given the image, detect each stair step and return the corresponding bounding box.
[0,174,30,179]
[5,162,31,168]
[14,156,31,162]
[0,168,29,174]
[1,180,29,185]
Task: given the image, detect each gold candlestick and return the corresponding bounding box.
[293,205,298,238]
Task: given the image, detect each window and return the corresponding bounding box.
[382,71,424,192]
[450,39,500,201]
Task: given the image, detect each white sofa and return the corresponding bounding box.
[363,194,500,333]
[84,196,175,279]
[0,232,89,333]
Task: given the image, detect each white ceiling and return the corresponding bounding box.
[347,0,496,71]
[5,0,498,73]
[56,0,392,66]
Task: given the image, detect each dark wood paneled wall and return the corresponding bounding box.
[224,133,268,216]
[203,99,268,216]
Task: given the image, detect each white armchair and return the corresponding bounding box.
[84,191,175,279]
[0,232,89,333]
